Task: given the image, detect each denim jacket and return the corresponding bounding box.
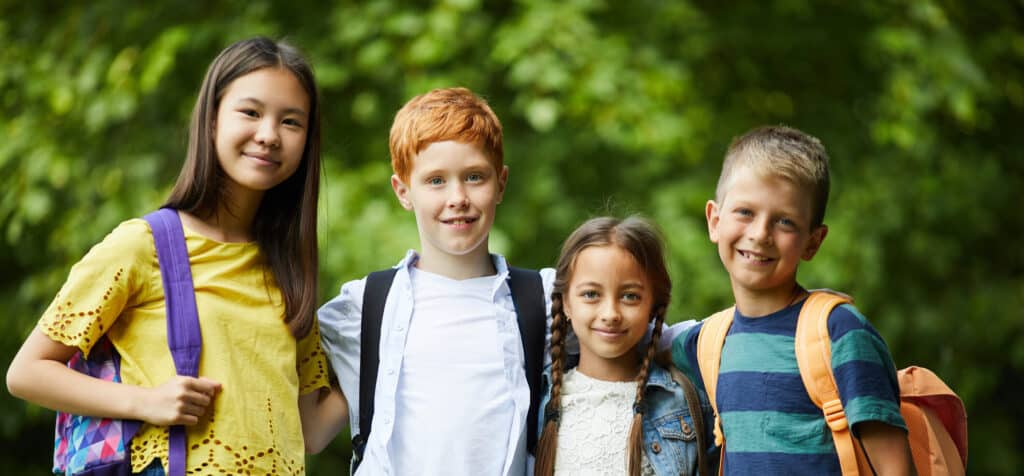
[539,359,717,476]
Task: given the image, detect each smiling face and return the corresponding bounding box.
[707,165,827,313]
[564,244,653,381]
[391,140,508,271]
[214,67,310,204]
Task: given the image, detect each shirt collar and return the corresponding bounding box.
[396,249,510,281]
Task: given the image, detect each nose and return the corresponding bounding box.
[598,299,622,324]
[447,182,469,209]
[748,216,773,245]
[255,119,280,149]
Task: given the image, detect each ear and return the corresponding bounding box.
[801,224,828,260]
[391,174,413,211]
[495,165,509,204]
[705,200,721,243]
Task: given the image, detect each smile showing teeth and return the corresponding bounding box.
[444,217,476,225]
[740,250,772,262]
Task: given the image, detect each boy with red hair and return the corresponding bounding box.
[319,87,551,476]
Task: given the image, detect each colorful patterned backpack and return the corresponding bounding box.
[52,208,202,476]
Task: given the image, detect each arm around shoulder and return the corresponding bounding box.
[299,384,349,454]
[316,276,368,436]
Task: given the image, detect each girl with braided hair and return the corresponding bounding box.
[534,216,715,476]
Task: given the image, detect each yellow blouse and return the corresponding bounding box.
[39,218,329,475]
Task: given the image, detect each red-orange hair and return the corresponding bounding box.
[389,87,503,182]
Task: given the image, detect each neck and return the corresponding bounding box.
[181,191,263,243]
[733,282,807,318]
[576,353,642,382]
[415,246,496,280]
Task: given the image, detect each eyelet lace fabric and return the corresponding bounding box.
[555,369,655,476]
[36,219,329,475]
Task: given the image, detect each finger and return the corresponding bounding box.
[181,377,221,398]
[182,390,212,407]
[195,377,223,393]
[175,413,200,426]
[181,402,207,417]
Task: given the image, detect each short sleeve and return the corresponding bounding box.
[828,304,906,432]
[37,219,156,356]
[296,320,330,395]
[671,320,705,392]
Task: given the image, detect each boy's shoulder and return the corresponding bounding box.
[821,299,880,342]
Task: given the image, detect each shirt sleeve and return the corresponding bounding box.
[828,304,907,432]
[671,321,706,393]
[37,219,156,357]
[296,320,330,395]
[660,319,698,352]
[317,276,366,434]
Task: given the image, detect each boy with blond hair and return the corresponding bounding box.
[318,87,553,476]
[672,126,915,475]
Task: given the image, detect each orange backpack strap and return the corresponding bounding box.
[794,291,864,476]
[696,307,734,476]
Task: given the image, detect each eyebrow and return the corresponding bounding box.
[572,281,646,290]
[235,97,308,116]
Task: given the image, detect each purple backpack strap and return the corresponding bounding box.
[143,208,202,476]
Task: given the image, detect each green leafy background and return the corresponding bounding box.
[2,1,1021,474]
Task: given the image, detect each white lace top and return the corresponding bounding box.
[554,369,655,475]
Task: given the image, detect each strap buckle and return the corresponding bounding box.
[822,399,849,431]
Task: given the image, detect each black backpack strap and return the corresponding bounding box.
[507,266,546,454]
[353,268,399,469]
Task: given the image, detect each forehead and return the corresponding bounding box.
[408,140,497,175]
[220,67,310,113]
[570,245,646,285]
[722,166,815,212]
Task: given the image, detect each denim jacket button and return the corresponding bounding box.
[680,419,692,434]
[650,442,661,454]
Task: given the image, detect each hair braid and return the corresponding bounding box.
[626,305,666,475]
[534,293,567,476]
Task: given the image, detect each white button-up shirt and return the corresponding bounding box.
[318,251,555,476]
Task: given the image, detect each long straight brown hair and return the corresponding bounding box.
[164,37,321,338]
[534,216,672,475]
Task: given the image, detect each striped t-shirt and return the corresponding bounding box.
[671,298,906,475]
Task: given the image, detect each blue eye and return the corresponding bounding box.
[777,217,797,228]
[735,208,753,217]
[427,177,444,186]
[622,292,642,303]
[466,173,484,183]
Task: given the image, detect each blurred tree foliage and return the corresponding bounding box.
[2,1,1021,474]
